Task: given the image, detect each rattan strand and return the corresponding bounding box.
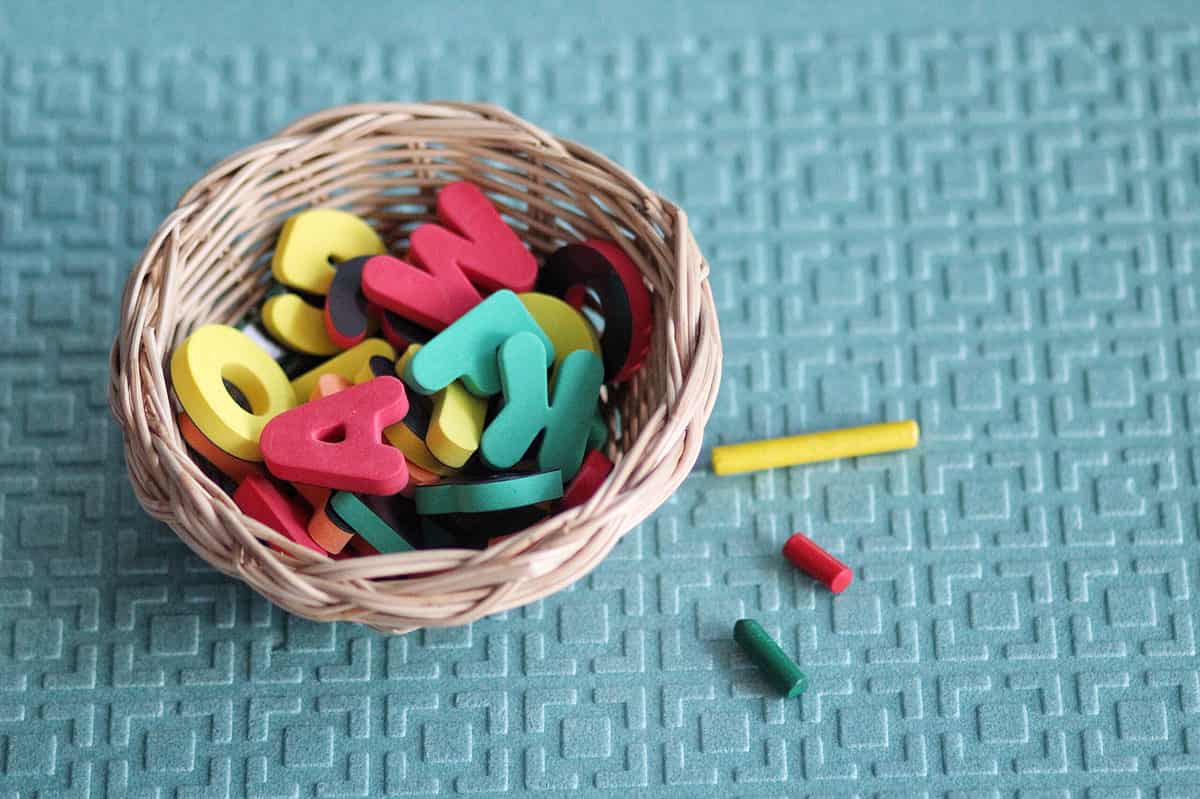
[109,102,721,633]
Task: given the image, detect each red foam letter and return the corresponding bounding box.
[419,181,538,293]
[260,376,411,495]
[361,254,478,331]
[361,181,538,330]
[560,449,614,509]
[233,474,323,554]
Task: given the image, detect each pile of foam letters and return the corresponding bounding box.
[170,181,652,558]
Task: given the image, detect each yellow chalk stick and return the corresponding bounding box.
[170,324,298,461]
[711,420,920,476]
[290,338,395,400]
[261,293,341,356]
[396,344,487,469]
[271,209,385,295]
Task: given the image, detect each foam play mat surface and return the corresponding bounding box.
[3,4,1200,796]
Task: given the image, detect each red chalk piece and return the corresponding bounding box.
[782,532,853,593]
[260,376,411,495]
[560,449,613,509]
[362,181,537,330]
[233,474,323,554]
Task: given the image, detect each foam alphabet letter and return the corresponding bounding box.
[170,324,298,460]
[178,412,265,483]
[396,344,487,469]
[289,338,396,399]
[260,376,411,495]
[233,474,323,554]
[307,501,355,554]
[519,292,601,370]
[361,253,478,332]
[352,354,455,476]
[271,209,385,295]
[414,470,564,515]
[308,373,353,402]
[262,293,341,355]
[361,181,538,329]
[425,181,538,293]
[380,309,434,350]
[289,372,356,512]
[404,290,554,397]
[560,449,613,509]
[323,255,377,349]
[539,240,652,383]
[330,492,418,554]
[480,332,604,480]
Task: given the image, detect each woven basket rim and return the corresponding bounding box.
[108,101,722,633]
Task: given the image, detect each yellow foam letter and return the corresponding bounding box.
[170,324,298,460]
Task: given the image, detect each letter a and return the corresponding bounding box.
[260,376,411,495]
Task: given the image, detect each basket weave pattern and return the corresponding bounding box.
[108,102,722,632]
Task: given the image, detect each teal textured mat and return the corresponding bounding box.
[4,4,1200,796]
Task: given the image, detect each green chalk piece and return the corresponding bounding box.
[479,333,604,480]
[414,471,563,515]
[588,412,608,449]
[733,619,807,698]
[329,491,415,554]
[405,290,554,397]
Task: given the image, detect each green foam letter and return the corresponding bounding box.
[405,290,553,397]
[480,332,604,480]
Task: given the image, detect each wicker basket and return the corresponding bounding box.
[108,102,722,633]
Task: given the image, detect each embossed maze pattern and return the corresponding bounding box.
[4,28,1200,797]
